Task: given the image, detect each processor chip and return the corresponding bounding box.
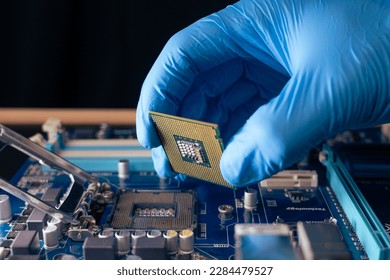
[149,111,232,188]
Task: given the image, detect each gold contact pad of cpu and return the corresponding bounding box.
[149,111,232,188]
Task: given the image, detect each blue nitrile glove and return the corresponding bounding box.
[136,0,390,187]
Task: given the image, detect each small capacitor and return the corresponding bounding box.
[126,255,142,260]
[163,230,178,254]
[115,230,131,255]
[43,225,59,249]
[47,217,63,239]
[131,230,146,254]
[54,254,77,260]
[244,188,258,210]
[99,229,114,238]
[118,159,130,179]
[218,204,234,220]
[147,230,162,238]
[179,229,194,254]
[0,195,12,224]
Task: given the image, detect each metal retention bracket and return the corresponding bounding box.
[0,124,100,225]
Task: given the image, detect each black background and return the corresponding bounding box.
[1,0,236,108]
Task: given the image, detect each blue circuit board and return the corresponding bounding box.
[0,123,387,260]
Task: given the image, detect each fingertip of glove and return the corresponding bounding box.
[220,139,275,187]
[151,147,176,178]
[220,148,251,187]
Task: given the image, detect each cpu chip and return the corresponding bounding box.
[149,111,232,188]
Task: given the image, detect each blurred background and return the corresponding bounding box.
[1,0,236,109]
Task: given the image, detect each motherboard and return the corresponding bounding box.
[0,118,389,260]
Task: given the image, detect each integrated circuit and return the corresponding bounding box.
[149,111,232,188]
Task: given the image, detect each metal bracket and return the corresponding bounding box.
[0,124,100,225]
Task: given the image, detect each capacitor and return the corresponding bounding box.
[126,255,142,260]
[99,229,114,238]
[131,230,146,254]
[118,159,130,179]
[43,225,59,249]
[115,230,131,255]
[176,251,192,260]
[163,230,178,254]
[244,188,258,210]
[179,229,194,254]
[147,230,162,238]
[0,194,12,224]
[54,254,77,260]
[47,217,63,239]
[218,204,234,220]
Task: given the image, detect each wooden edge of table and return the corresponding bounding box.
[0,108,136,125]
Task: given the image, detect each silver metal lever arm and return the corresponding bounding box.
[0,177,79,224]
[0,124,97,185]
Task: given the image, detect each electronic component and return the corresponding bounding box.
[41,187,62,207]
[297,222,351,260]
[42,225,59,249]
[218,204,234,220]
[111,190,197,231]
[149,111,231,188]
[6,231,19,239]
[179,229,194,254]
[26,209,48,239]
[118,159,130,179]
[132,235,167,260]
[7,254,40,260]
[54,254,77,260]
[131,230,146,254]
[0,247,10,260]
[0,194,12,224]
[10,230,40,255]
[83,236,117,260]
[243,188,258,210]
[260,170,318,189]
[47,217,63,239]
[147,230,162,238]
[234,224,297,260]
[164,230,178,254]
[12,224,26,231]
[115,230,131,255]
[322,144,390,259]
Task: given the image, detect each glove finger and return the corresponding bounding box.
[176,58,246,120]
[136,18,240,149]
[151,146,177,179]
[136,2,288,149]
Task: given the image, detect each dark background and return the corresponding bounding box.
[1,0,236,108]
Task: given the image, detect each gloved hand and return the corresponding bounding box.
[136,0,390,187]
